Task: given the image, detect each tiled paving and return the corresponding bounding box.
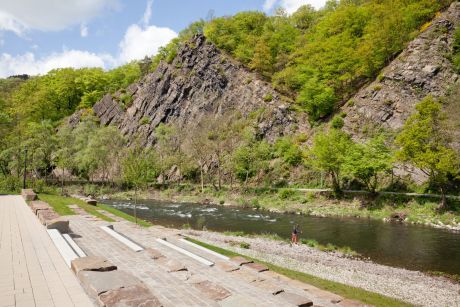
[69,215,345,306]
[0,195,93,307]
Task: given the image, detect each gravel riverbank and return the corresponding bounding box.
[185,230,460,306]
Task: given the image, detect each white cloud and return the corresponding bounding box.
[0,50,114,77]
[0,0,120,35]
[80,24,88,37]
[263,0,326,13]
[118,24,177,63]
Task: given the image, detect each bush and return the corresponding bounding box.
[139,116,150,125]
[263,94,273,102]
[239,242,250,249]
[278,188,295,199]
[331,115,344,129]
[83,184,98,196]
[0,176,21,194]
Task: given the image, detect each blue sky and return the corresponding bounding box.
[0,0,326,77]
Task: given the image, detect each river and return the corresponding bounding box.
[100,199,460,275]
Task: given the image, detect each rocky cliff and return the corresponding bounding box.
[93,35,307,146]
[342,2,460,137]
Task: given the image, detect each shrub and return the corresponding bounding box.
[139,116,150,125]
[239,242,250,249]
[0,176,21,194]
[278,188,295,199]
[263,94,273,102]
[331,115,344,129]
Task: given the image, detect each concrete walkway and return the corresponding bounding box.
[0,195,93,307]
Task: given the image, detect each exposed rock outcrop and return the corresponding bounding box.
[93,34,307,145]
[343,2,460,137]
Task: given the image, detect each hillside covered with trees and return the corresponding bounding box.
[1,0,460,214]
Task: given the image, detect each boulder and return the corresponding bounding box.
[45,217,70,233]
[71,256,117,274]
[29,201,51,215]
[21,189,37,201]
[192,280,231,301]
[77,270,141,298]
[98,284,162,307]
[275,292,313,307]
[37,209,60,225]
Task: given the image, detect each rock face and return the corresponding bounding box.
[343,2,460,137]
[93,34,307,146]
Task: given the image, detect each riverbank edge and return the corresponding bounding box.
[184,237,411,307]
[101,186,460,233]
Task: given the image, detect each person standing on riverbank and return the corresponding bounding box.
[291,224,301,244]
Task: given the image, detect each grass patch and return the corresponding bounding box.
[97,203,152,227]
[39,194,114,221]
[185,237,409,307]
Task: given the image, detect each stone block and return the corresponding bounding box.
[85,198,97,206]
[21,189,37,201]
[29,201,51,215]
[192,280,231,301]
[164,259,187,273]
[71,256,117,274]
[230,256,253,266]
[244,262,269,273]
[37,209,60,225]
[45,217,70,233]
[276,292,313,307]
[98,284,162,307]
[77,270,141,298]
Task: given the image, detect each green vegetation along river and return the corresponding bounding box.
[100,199,460,276]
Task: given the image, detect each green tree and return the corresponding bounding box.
[308,129,353,193]
[344,135,393,193]
[395,96,459,209]
[122,143,157,224]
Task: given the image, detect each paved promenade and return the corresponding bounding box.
[0,195,93,307]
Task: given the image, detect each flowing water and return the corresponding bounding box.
[100,199,460,275]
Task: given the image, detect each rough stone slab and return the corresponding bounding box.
[37,209,60,225]
[98,284,162,307]
[230,270,264,283]
[21,189,37,201]
[216,261,240,272]
[170,270,193,281]
[77,270,141,297]
[29,200,51,215]
[146,248,165,260]
[192,280,231,301]
[45,217,70,233]
[252,280,284,295]
[231,256,253,266]
[159,259,187,273]
[244,262,269,273]
[71,256,117,274]
[276,292,313,307]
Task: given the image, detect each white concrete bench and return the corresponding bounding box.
[47,229,79,267]
[100,226,144,252]
[156,238,214,266]
[179,238,230,261]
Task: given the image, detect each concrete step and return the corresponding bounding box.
[156,238,214,266]
[100,225,144,252]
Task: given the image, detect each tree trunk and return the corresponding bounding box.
[61,168,65,195]
[200,164,204,193]
[134,187,138,225]
[439,186,447,210]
